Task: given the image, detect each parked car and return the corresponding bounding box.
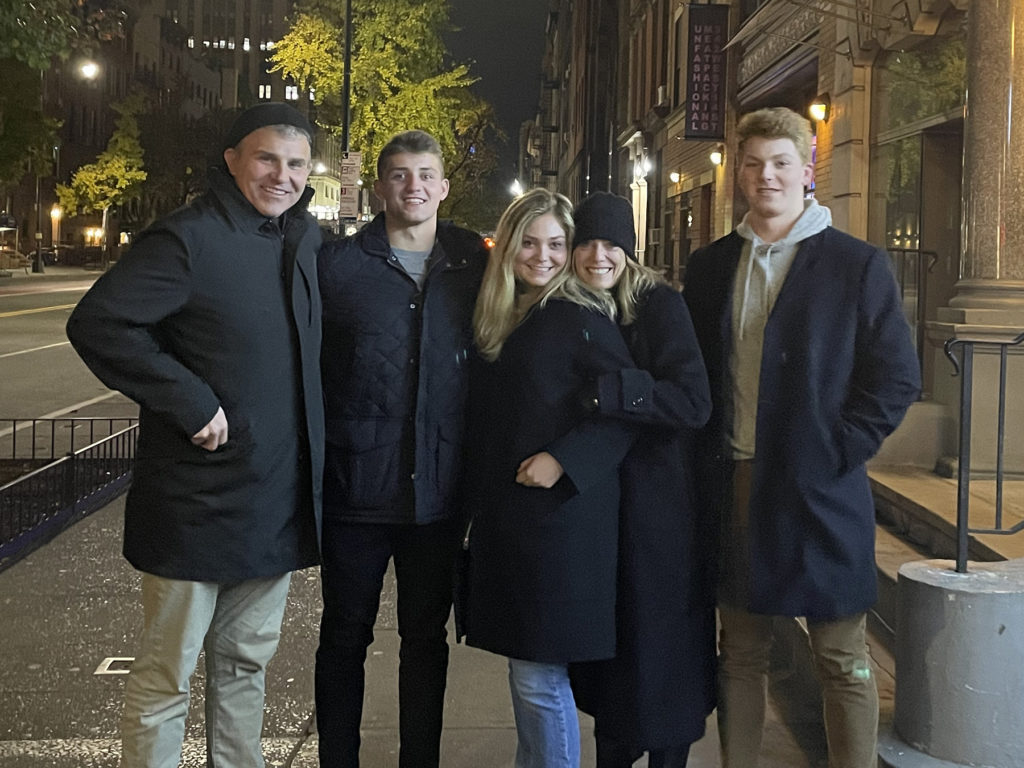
[38,245,75,266]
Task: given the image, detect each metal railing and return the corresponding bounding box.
[945,331,1024,573]
[0,417,138,462]
[0,423,137,572]
[888,248,944,380]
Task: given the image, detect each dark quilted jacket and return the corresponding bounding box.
[318,212,488,524]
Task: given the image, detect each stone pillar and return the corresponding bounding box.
[927,0,1024,474]
[879,560,1024,768]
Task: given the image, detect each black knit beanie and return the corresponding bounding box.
[572,192,637,260]
[222,102,314,150]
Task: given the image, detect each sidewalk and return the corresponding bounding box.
[0,264,100,284]
[0,496,841,767]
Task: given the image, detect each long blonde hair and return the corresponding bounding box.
[607,258,665,325]
[474,189,613,361]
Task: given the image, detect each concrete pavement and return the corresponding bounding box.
[0,264,99,288]
[0,495,849,767]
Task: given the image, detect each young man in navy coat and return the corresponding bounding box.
[315,130,488,767]
[683,107,920,768]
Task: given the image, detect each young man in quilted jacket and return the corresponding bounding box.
[315,130,489,768]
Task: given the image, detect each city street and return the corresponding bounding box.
[0,276,135,420]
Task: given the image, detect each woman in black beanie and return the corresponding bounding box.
[568,192,716,768]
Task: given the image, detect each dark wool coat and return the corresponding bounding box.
[318,213,488,525]
[66,167,324,582]
[463,299,637,663]
[571,284,716,750]
[683,228,921,620]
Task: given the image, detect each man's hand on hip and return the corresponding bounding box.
[192,406,228,451]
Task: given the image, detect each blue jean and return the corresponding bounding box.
[508,659,581,768]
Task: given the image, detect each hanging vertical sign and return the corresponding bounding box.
[685,4,729,140]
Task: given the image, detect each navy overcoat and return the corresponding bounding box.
[683,228,920,620]
[462,299,636,663]
[571,284,717,749]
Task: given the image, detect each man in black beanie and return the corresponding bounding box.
[67,102,324,767]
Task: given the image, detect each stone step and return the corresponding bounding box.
[870,524,929,652]
[869,465,1024,654]
[870,466,1024,562]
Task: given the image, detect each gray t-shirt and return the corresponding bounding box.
[392,246,433,290]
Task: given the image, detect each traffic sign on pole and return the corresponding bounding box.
[339,186,360,218]
[340,152,362,187]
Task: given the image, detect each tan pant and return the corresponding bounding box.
[717,604,879,768]
[121,572,292,768]
[718,461,877,767]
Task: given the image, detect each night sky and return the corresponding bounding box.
[444,0,552,184]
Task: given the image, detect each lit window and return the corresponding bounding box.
[259,84,272,99]
[228,38,235,50]
[243,38,250,51]
[285,85,298,100]
[188,36,195,48]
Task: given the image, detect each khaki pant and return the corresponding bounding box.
[717,605,878,768]
[120,572,291,768]
[718,461,878,768]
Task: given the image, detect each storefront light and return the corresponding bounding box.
[809,94,831,123]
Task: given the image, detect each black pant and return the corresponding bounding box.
[596,735,692,768]
[315,518,460,768]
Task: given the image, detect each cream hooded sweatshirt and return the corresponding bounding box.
[729,198,832,460]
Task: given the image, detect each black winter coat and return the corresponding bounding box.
[571,284,716,749]
[318,213,487,524]
[66,167,324,581]
[463,299,636,663]
[684,229,920,619]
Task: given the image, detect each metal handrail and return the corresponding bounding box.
[0,417,138,462]
[944,331,1024,573]
[0,423,138,572]
[888,248,942,382]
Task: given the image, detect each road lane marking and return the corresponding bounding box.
[0,303,77,318]
[0,341,72,359]
[0,392,122,438]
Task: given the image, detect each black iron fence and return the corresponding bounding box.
[0,423,137,572]
[945,331,1024,573]
[0,417,138,461]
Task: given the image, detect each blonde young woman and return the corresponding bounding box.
[460,188,637,768]
[566,192,713,768]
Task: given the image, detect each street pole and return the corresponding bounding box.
[341,0,352,153]
[33,70,46,273]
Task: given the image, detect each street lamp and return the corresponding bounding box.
[50,205,62,253]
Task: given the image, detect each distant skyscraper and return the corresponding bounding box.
[161,0,299,105]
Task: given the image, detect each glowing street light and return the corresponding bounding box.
[50,205,61,248]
